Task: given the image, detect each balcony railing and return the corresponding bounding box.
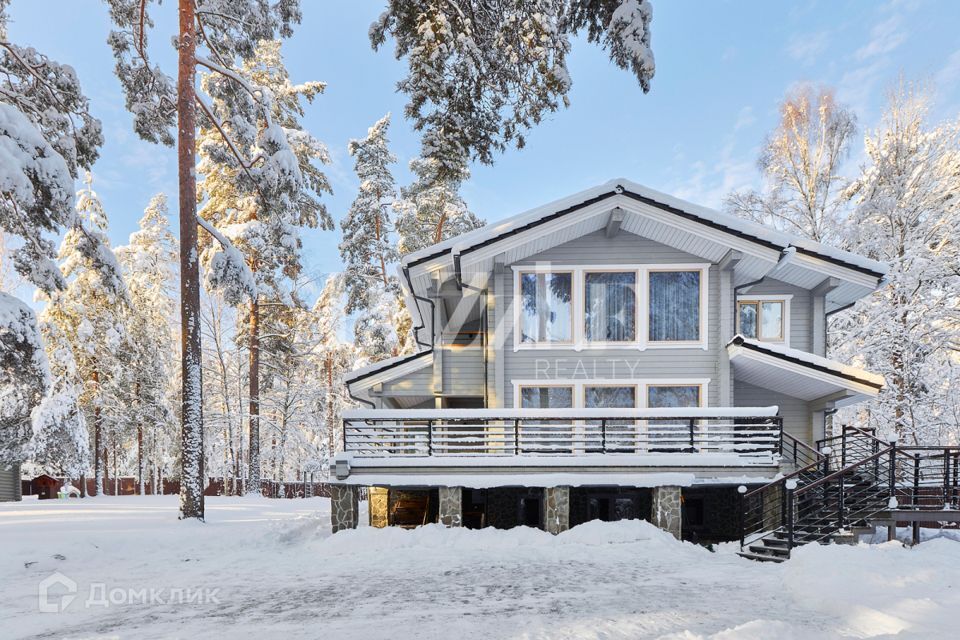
[342,408,783,459]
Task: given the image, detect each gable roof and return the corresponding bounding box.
[404,179,886,276]
[398,179,888,334]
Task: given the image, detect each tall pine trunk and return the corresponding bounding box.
[178,0,204,520]
[136,381,143,495]
[248,294,261,494]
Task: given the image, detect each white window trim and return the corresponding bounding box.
[512,378,710,409]
[512,263,710,352]
[736,294,792,347]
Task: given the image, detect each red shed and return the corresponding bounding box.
[31,474,61,500]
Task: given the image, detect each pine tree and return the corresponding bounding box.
[197,38,331,494]
[0,5,120,468]
[395,155,484,256]
[371,0,655,180]
[106,1,307,519]
[341,114,398,313]
[340,114,412,360]
[834,83,960,443]
[38,176,127,496]
[726,85,856,245]
[115,194,179,494]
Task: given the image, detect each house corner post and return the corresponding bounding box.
[652,486,682,539]
[330,484,359,533]
[439,486,463,527]
[369,486,389,528]
[544,486,570,535]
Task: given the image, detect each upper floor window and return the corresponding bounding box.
[584,271,636,343]
[513,264,709,351]
[519,271,572,344]
[648,270,702,344]
[737,296,790,344]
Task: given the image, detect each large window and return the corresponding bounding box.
[648,270,701,343]
[514,264,708,350]
[737,298,787,343]
[584,385,636,409]
[646,384,702,408]
[520,385,573,409]
[519,272,573,345]
[584,271,636,342]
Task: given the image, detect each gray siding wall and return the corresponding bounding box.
[498,231,721,408]
[734,380,812,444]
[379,348,485,398]
[741,278,812,353]
[0,463,21,502]
[441,347,485,396]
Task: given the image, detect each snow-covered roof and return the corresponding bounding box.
[727,335,884,406]
[401,178,888,279]
[728,336,884,388]
[343,350,432,387]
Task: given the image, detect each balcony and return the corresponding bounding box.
[342,408,785,465]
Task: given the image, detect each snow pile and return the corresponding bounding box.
[2,496,959,639]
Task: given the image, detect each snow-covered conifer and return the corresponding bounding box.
[371,0,654,178]
[834,83,960,442]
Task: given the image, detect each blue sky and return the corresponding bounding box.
[7,1,960,283]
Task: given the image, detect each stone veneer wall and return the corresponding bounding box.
[652,486,682,539]
[330,484,359,533]
[438,487,463,526]
[368,486,389,528]
[543,486,570,534]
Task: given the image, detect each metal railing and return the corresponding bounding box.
[343,411,783,459]
[741,424,960,557]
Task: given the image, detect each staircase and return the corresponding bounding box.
[738,427,960,562]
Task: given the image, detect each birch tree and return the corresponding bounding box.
[726,85,856,244]
[834,83,960,443]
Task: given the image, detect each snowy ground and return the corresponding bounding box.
[1,496,958,639]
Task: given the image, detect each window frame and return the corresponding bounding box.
[512,263,710,352]
[645,383,704,409]
[736,294,792,346]
[512,379,710,409]
[515,269,576,348]
[582,269,639,346]
[516,383,576,409]
[645,267,709,348]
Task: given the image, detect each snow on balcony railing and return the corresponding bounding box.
[342,407,782,458]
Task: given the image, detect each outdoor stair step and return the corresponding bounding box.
[737,551,786,563]
[749,544,789,556]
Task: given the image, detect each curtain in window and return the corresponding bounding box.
[739,302,758,338]
[648,271,700,342]
[520,386,573,409]
[585,272,636,341]
[520,272,572,343]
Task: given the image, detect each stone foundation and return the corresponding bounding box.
[438,486,463,527]
[368,486,389,528]
[544,486,570,535]
[652,486,682,539]
[330,484,359,533]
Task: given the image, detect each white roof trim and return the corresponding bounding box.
[402,179,888,279]
[345,351,434,392]
[728,337,884,404]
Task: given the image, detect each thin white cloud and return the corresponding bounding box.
[786,31,829,66]
[854,14,906,61]
[935,49,960,89]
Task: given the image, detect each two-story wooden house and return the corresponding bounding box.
[331,179,887,544]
